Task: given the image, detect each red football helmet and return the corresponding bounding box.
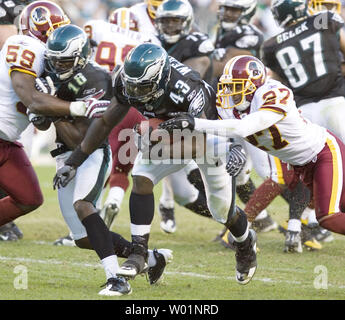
[217,55,267,110]
[108,7,139,32]
[19,1,70,43]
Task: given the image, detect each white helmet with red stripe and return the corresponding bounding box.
[108,7,139,31]
[218,55,267,111]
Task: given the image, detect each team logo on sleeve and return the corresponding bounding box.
[188,89,205,116]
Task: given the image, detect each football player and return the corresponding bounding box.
[0,0,34,240]
[211,0,282,236]
[130,0,163,36]
[53,43,258,286]
[35,25,173,296]
[0,0,79,234]
[81,8,159,230]
[153,0,215,231]
[262,0,345,246]
[161,55,345,238]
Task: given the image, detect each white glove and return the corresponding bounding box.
[26,109,46,126]
[84,98,110,118]
[35,76,56,95]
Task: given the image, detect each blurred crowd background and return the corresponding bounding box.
[50,0,345,41]
[52,0,286,40]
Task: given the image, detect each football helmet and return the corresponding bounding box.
[271,0,308,28]
[108,7,139,31]
[217,0,257,30]
[18,1,70,43]
[146,0,165,19]
[217,55,267,110]
[121,43,171,105]
[45,24,91,81]
[308,0,341,14]
[155,0,194,44]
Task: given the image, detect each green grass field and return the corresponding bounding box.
[1,165,345,301]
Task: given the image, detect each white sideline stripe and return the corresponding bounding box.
[1,255,344,289]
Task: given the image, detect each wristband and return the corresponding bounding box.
[69,101,86,117]
[65,145,89,168]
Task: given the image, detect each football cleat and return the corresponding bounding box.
[284,230,303,253]
[251,215,278,233]
[300,224,322,251]
[159,204,176,233]
[100,203,119,229]
[53,234,76,246]
[8,222,23,239]
[98,277,132,296]
[307,223,334,243]
[233,229,257,285]
[148,248,173,285]
[0,223,19,241]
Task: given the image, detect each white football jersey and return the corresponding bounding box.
[84,19,160,72]
[217,79,327,166]
[130,2,158,36]
[0,35,45,142]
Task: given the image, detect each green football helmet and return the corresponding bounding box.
[45,24,91,81]
[155,0,194,44]
[217,0,257,30]
[121,43,171,106]
[271,0,308,28]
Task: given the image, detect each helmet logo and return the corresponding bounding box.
[31,6,51,26]
[247,60,264,80]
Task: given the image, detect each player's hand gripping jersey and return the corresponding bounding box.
[0,35,45,141]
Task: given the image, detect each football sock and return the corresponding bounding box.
[244,178,282,222]
[255,209,268,220]
[105,186,125,207]
[110,231,132,258]
[281,180,310,220]
[81,213,115,260]
[101,255,119,280]
[287,219,302,232]
[236,178,256,204]
[225,206,248,241]
[129,192,154,225]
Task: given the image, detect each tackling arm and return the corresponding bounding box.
[11,71,91,117]
[194,110,284,138]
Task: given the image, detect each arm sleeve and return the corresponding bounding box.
[194,109,284,138]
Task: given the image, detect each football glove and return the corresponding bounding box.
[26,109,46,126]
[84,98,110,118]
[35,76,56,95]
[226,144,246,177]
[159,112,195,131]
[53,165,76,189]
